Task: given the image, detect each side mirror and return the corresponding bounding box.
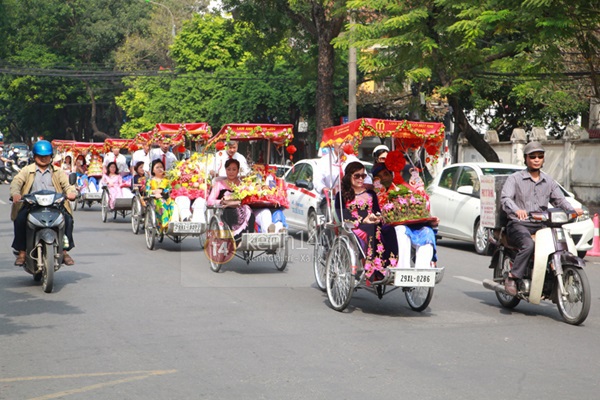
[456,185,474,195]
[68,172,77,186]
[296,180,314,191]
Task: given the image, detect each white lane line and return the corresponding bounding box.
[455,276,482,285]
[0,199,6,205]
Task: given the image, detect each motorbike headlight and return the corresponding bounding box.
[549,210,568,223]
[34,193,55,206]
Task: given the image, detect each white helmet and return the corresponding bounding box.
[372,144,389,157]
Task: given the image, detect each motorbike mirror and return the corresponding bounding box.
[68,172,77,186]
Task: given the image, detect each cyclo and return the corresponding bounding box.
[142,122,213,250]
[50,140,104,211]
[314,118,445,312]
[203,123,293,272]
[100,138,137,223]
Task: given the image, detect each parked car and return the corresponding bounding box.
[427,162,594,257]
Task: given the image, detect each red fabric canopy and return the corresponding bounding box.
[206,123,294,148]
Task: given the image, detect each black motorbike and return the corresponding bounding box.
[483,208,591,325]
[20,189,70,293]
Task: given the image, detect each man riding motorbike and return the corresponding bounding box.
[10,140,78,266]
[500,141,582,296]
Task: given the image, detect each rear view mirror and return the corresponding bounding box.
[68,172,77,186]
[296,180,314,191]
[457,185,474,195]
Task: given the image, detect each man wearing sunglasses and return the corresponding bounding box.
[500,141,581,295]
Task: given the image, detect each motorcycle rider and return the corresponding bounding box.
[0,147,11,184]
[500,141,581,296]
[10,140,78,266]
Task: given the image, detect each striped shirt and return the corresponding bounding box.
[31,166,54,192]
[501,169,573,221]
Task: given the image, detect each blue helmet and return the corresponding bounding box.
[32,140,53,156]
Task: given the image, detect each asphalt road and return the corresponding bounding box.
[1,183,600,400]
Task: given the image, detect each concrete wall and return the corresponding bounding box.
[458,135,600,206]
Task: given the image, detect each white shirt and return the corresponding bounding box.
[313,152,372,195]
[149,148,178,171]
[131,149,150,173]
[103,152,129,175]
[213,151,250,177]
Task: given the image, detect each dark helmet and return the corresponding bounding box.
[523,141,544,155]
[32,140,53,157]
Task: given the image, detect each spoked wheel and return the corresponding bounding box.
[494,253,520,308]
[557,265,591,325]
[273,234,289,271]
[131,197,142,234]
[101,190,109,223]
[325,238,355,311]
[42,243,55,293]
[205,218,234,273]
[314,226,334,291]
[404,287,434,312]
[144,207,157,250]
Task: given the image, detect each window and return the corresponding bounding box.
[457,167,480,196]
[439,167,459,190]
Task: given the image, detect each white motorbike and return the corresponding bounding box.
[483,208,591,325]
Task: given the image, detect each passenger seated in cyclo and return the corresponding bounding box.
[100,162,134,208]
[167,152,209,223]
[147,159,179,230]
[206,159,287,239]
[371,158,438,269]
[80,153,103,193]
[132,161,147,194]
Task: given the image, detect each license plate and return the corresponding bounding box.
[392,269,436,287]
[173,222,202,233]
[85,193,102,199]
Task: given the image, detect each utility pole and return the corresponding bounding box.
[145,0,176,38]
[348,11,357,122]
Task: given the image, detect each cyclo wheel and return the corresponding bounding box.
[42,243,55,293]
[325,237,355,311]
[205,217,234,273]
[101,190,109,222]
[404,286,434,312]
[144,206,157,250]
[131,196,142,234]
[557,265,591,325]
[494,253,520,309]
[273,234,289,271]
[313,226,334,292]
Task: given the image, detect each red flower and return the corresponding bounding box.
[216,141,225,151]
[177,145,186,153]
[426,144,439,155]
[129,143,138,152]
[385,150,406,172]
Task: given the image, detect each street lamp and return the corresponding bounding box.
[145,0,176,37]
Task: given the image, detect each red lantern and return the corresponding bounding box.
[342,143,355,155]
[201,133,211,141]
[216,141,225,151]
[177,145,186,153]
[286,144,297,162]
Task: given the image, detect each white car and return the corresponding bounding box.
[427,162,594,257]
[282,159,321,238]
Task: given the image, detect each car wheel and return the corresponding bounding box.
[474,219,493,255]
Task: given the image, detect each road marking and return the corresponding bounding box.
[454,275,482,285]
[0,199,6,205]
[0,370,176,400]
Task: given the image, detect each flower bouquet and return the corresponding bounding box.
[381,185,432,225]
[230,173,289,208]
[166,153,209,200]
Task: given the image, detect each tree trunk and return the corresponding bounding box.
[84,80,110,141]
[448,96,499,162]
[315,34,335,145]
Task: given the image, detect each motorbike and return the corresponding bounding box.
[19,178,75,293]
[0,160,15,183]
[483,208,591,325]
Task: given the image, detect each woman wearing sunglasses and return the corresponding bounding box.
[335,161,387,282]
